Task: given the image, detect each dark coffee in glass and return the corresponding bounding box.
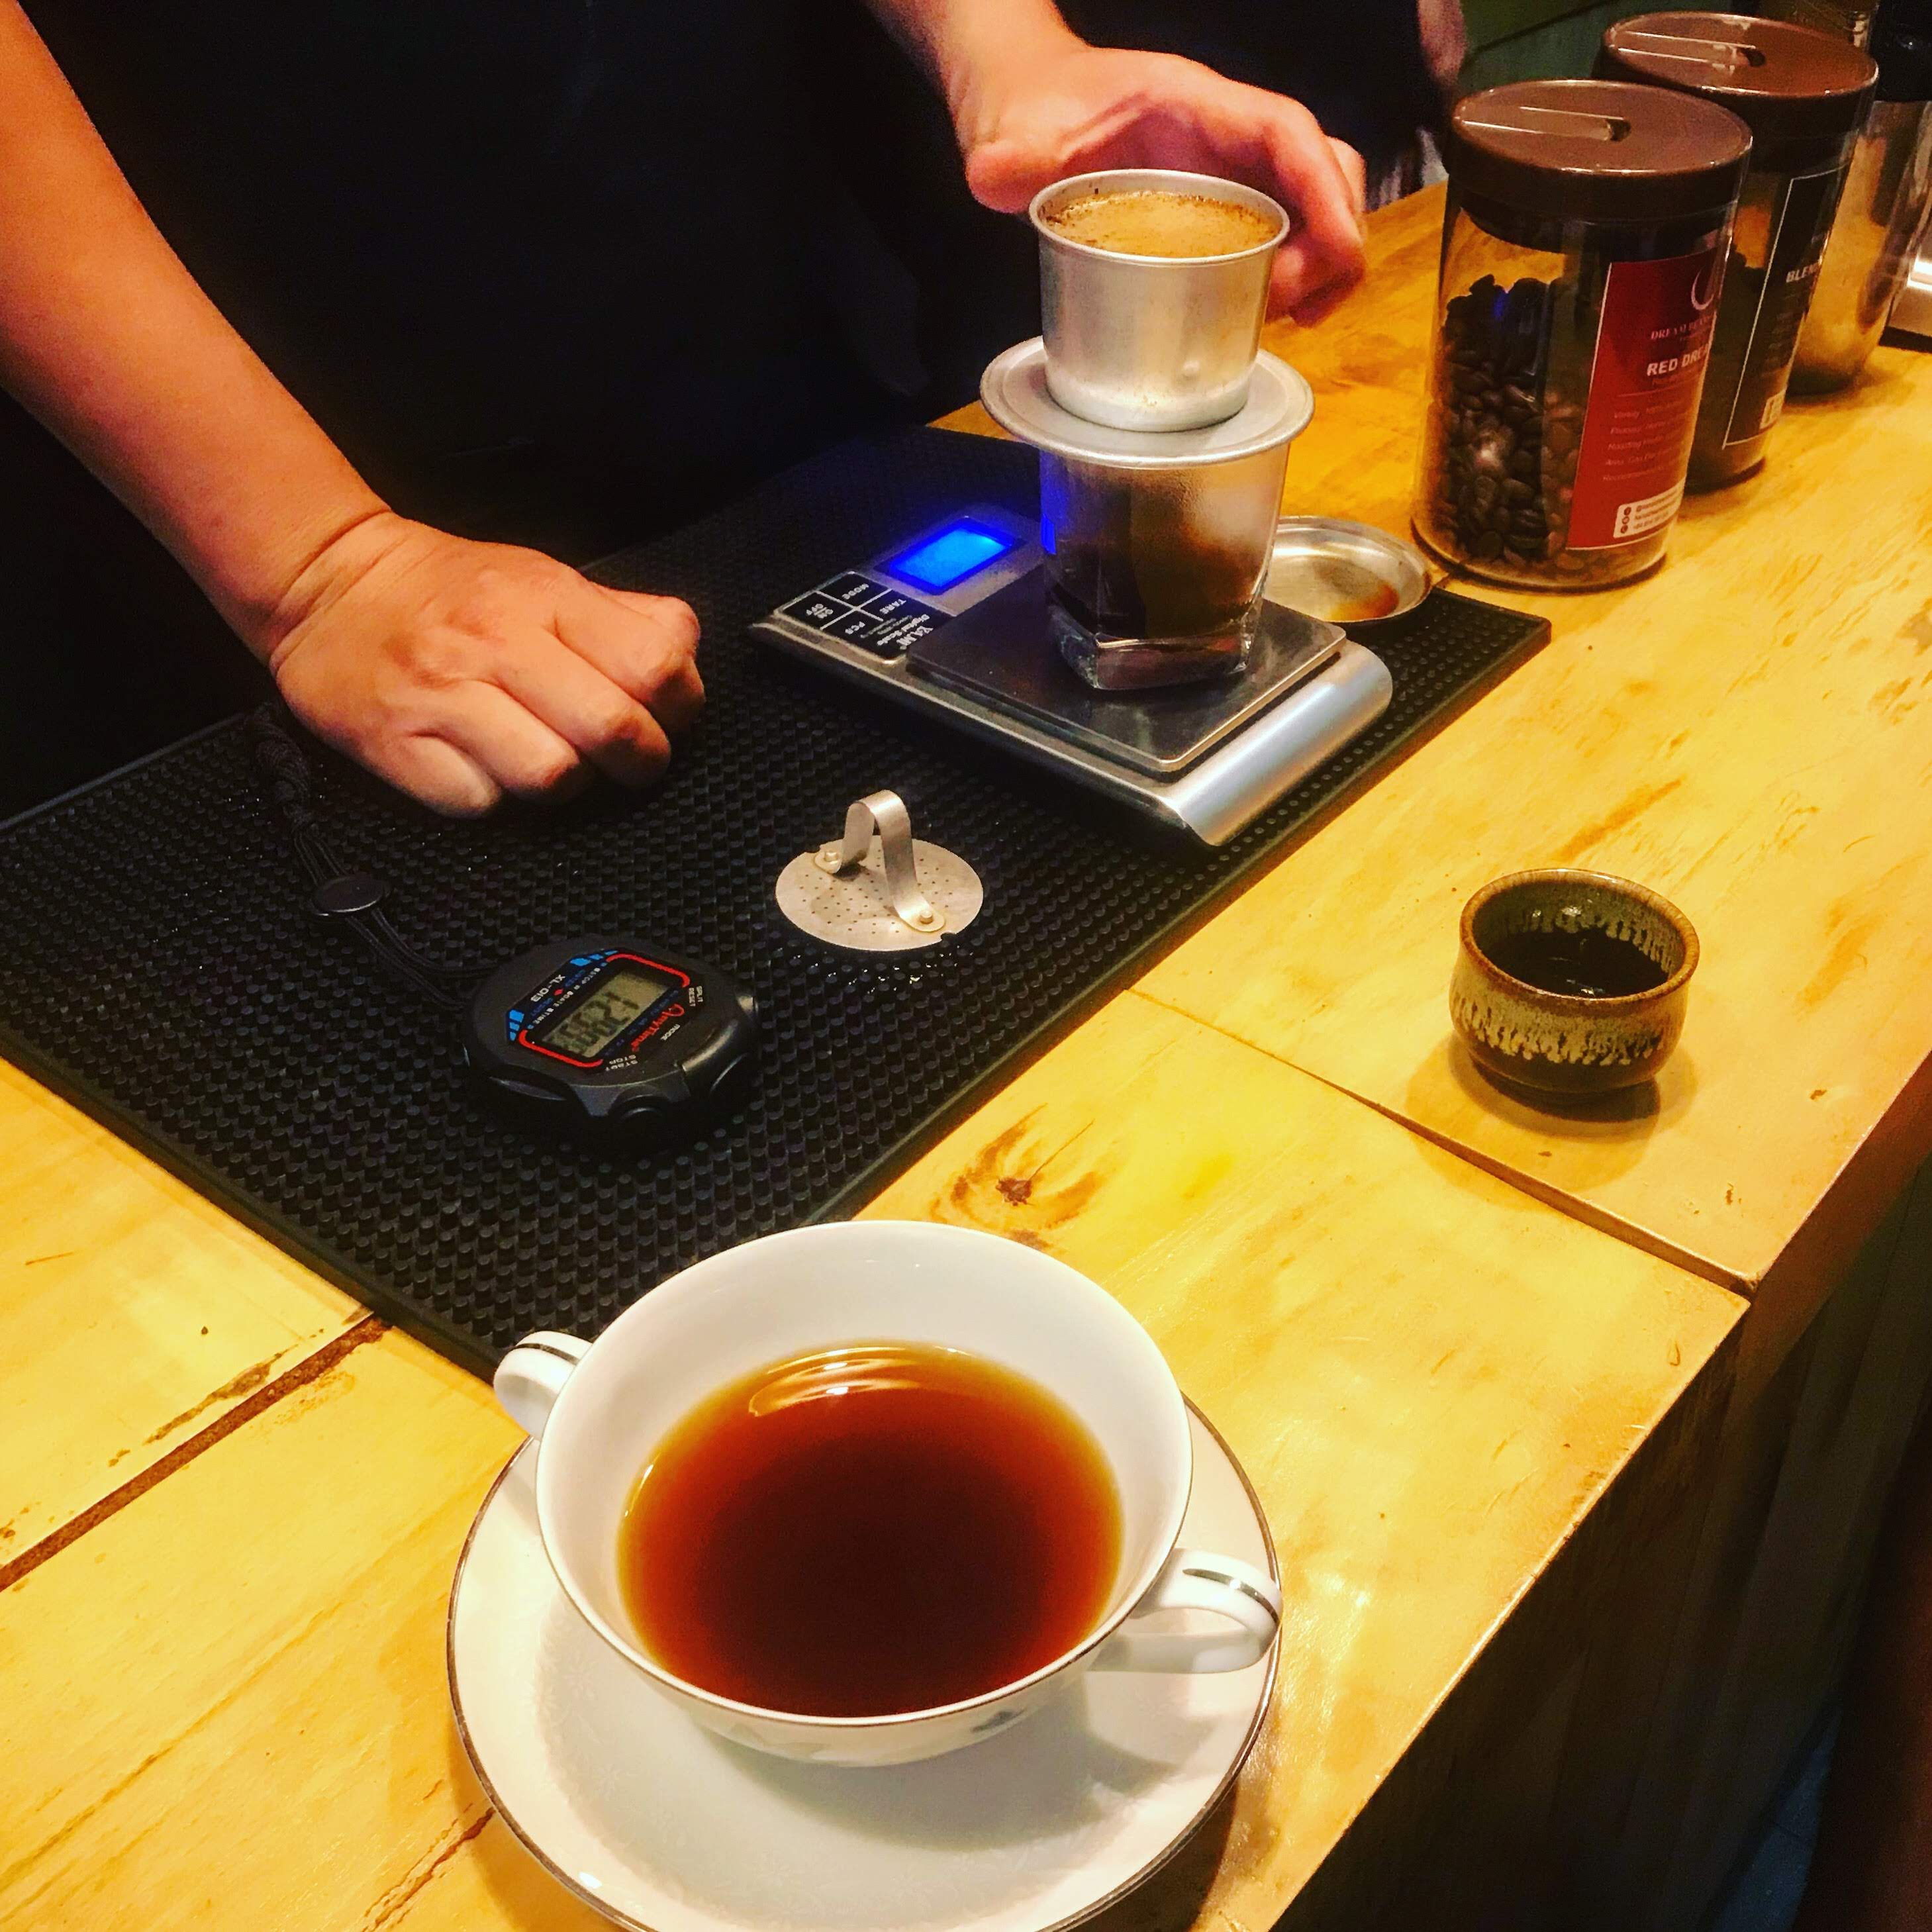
[1040,446,1288,691]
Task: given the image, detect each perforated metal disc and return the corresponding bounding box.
[775,839,983,952]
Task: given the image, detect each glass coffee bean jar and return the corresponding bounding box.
[1416,80,1751,589]
[1598,13,1877,487]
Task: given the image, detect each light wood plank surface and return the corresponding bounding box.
[0,992,1739,1932]
[0,1326,510,1932]
[0,1059,361,1560]
[1109,186,1932,1298]
[948,187,1932,1302]
[11,173,1921,1932]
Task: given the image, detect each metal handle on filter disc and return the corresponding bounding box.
[775,790,983,953]
[815,791,943,934]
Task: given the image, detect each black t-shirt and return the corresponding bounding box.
[24,0,887,553]
[21,0,1441,548]
[1,1,1441,812]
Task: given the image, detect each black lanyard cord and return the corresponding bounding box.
[248,704,481,1013]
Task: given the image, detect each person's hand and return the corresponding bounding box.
[956,42,1367,326]
[260,510,704,816]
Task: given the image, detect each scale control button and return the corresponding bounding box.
[779,591,853,631]
[826,606,883,644]
[867,609,942,654]
[821,571,883,606]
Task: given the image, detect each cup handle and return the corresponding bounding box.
[494,1331,590,1439]
[1089,1547,1282,1674]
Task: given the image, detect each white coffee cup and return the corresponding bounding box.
[495,1220,1280,1766]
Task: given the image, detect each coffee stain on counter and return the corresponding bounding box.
[940,1110,1110,1238]
[141,1347,291,1445]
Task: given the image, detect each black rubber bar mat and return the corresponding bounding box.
[0,428,1546,1375]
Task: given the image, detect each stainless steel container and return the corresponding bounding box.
[1265,518,1433,625]
[1030,169,1286,433]
[981,340,1314,690]
[1793,99,1932,385]
[1892,211,1932,331]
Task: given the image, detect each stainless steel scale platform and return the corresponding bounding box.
[751,503,1393,846]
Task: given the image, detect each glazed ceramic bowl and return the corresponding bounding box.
[1451,869,1699,1096]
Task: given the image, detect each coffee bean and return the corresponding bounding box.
[1419,269,1602,579]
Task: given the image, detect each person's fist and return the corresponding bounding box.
[958,45,1367,326]
[262,512,703,816]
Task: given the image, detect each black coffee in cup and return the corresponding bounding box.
[618,1343,1123,1717]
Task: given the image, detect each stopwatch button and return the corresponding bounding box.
[706,1053,756,1112]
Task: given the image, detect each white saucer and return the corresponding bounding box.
[448,1406,1280,1932]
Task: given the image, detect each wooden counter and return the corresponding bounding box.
[0,1015,1737,1932]
[4,184,1929,1932]
[949,187,1932,1394]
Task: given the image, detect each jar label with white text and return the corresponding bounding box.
[1721,168,1841,447]
[1567,248,1723,552]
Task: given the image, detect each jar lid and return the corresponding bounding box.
[1448,79,1753,223]
[1598,13,1877,144]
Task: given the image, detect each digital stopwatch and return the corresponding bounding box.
[459,938,757,1140]
[250,709,759,1147]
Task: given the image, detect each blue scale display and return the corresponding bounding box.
[771,510,1033,659]
[883,519,1019,592]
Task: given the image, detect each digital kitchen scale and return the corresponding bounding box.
[751,505,1393,846]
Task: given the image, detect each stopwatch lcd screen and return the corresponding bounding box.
[536,967,671,1059]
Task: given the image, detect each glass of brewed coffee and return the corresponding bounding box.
[1040,442,1290,691]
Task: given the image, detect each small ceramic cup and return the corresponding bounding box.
[494,1221,1280,1766]
[1450,868,1699,1097]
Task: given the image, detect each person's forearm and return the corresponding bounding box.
[862,0,1080,140]
[0,2,385,656]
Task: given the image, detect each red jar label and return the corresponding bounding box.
[1567,248,1723,552]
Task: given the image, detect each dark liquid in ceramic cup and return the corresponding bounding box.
[1486,926,1668,998]
[618,1344,1122,1717]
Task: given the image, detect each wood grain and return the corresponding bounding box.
[861,990,1741,1928]
[1087,185,1932,1303]
[0,1059,361,1560]
[951,186,1932,1304]
[0,994,1740,1932]
[0,1326,512,1932]
[5,173,1913,1932]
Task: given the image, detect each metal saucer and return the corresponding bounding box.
[1264,517,1433,627]
[980,338,1314,469]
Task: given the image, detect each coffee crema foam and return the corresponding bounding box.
[1044,189,1277,259]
